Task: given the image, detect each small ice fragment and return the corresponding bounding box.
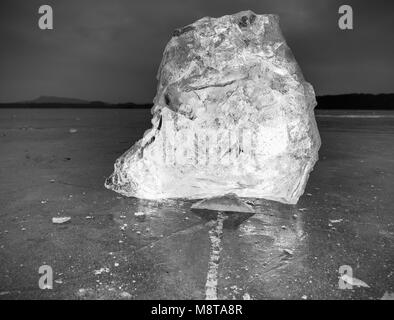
[301,295,307,300]
[69,128,78,133]
[78,288,88,296]
[283,249,293,255]
[114,262,119,267]
[381,292,394,300]
[52,217,71,224]
[243,293,251,300]
[329,219,343,224]
[94,267,110,275]
[340,274,370,288]
[134,212,145,217]
[55,279,63,284]
[120,291,132,299]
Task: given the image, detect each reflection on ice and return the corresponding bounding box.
[110,196,308,299]
[112,197,306,259]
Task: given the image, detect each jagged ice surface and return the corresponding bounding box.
[105,10,321,204]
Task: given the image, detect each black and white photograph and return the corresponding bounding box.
[0,0,393,305]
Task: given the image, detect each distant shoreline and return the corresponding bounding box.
[1,94,393,110]
[0,103,154,109]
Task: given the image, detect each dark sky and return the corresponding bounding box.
[0,0,393,103]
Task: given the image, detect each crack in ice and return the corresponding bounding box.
[205,212,226,300]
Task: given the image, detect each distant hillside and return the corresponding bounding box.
[25,96,92,104]
[0,95,114,108]
[1,94,393,109]
[0,96,152,108]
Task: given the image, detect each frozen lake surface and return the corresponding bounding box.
[0,108,393,299]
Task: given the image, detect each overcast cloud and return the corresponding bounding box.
[0,0,393,103]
